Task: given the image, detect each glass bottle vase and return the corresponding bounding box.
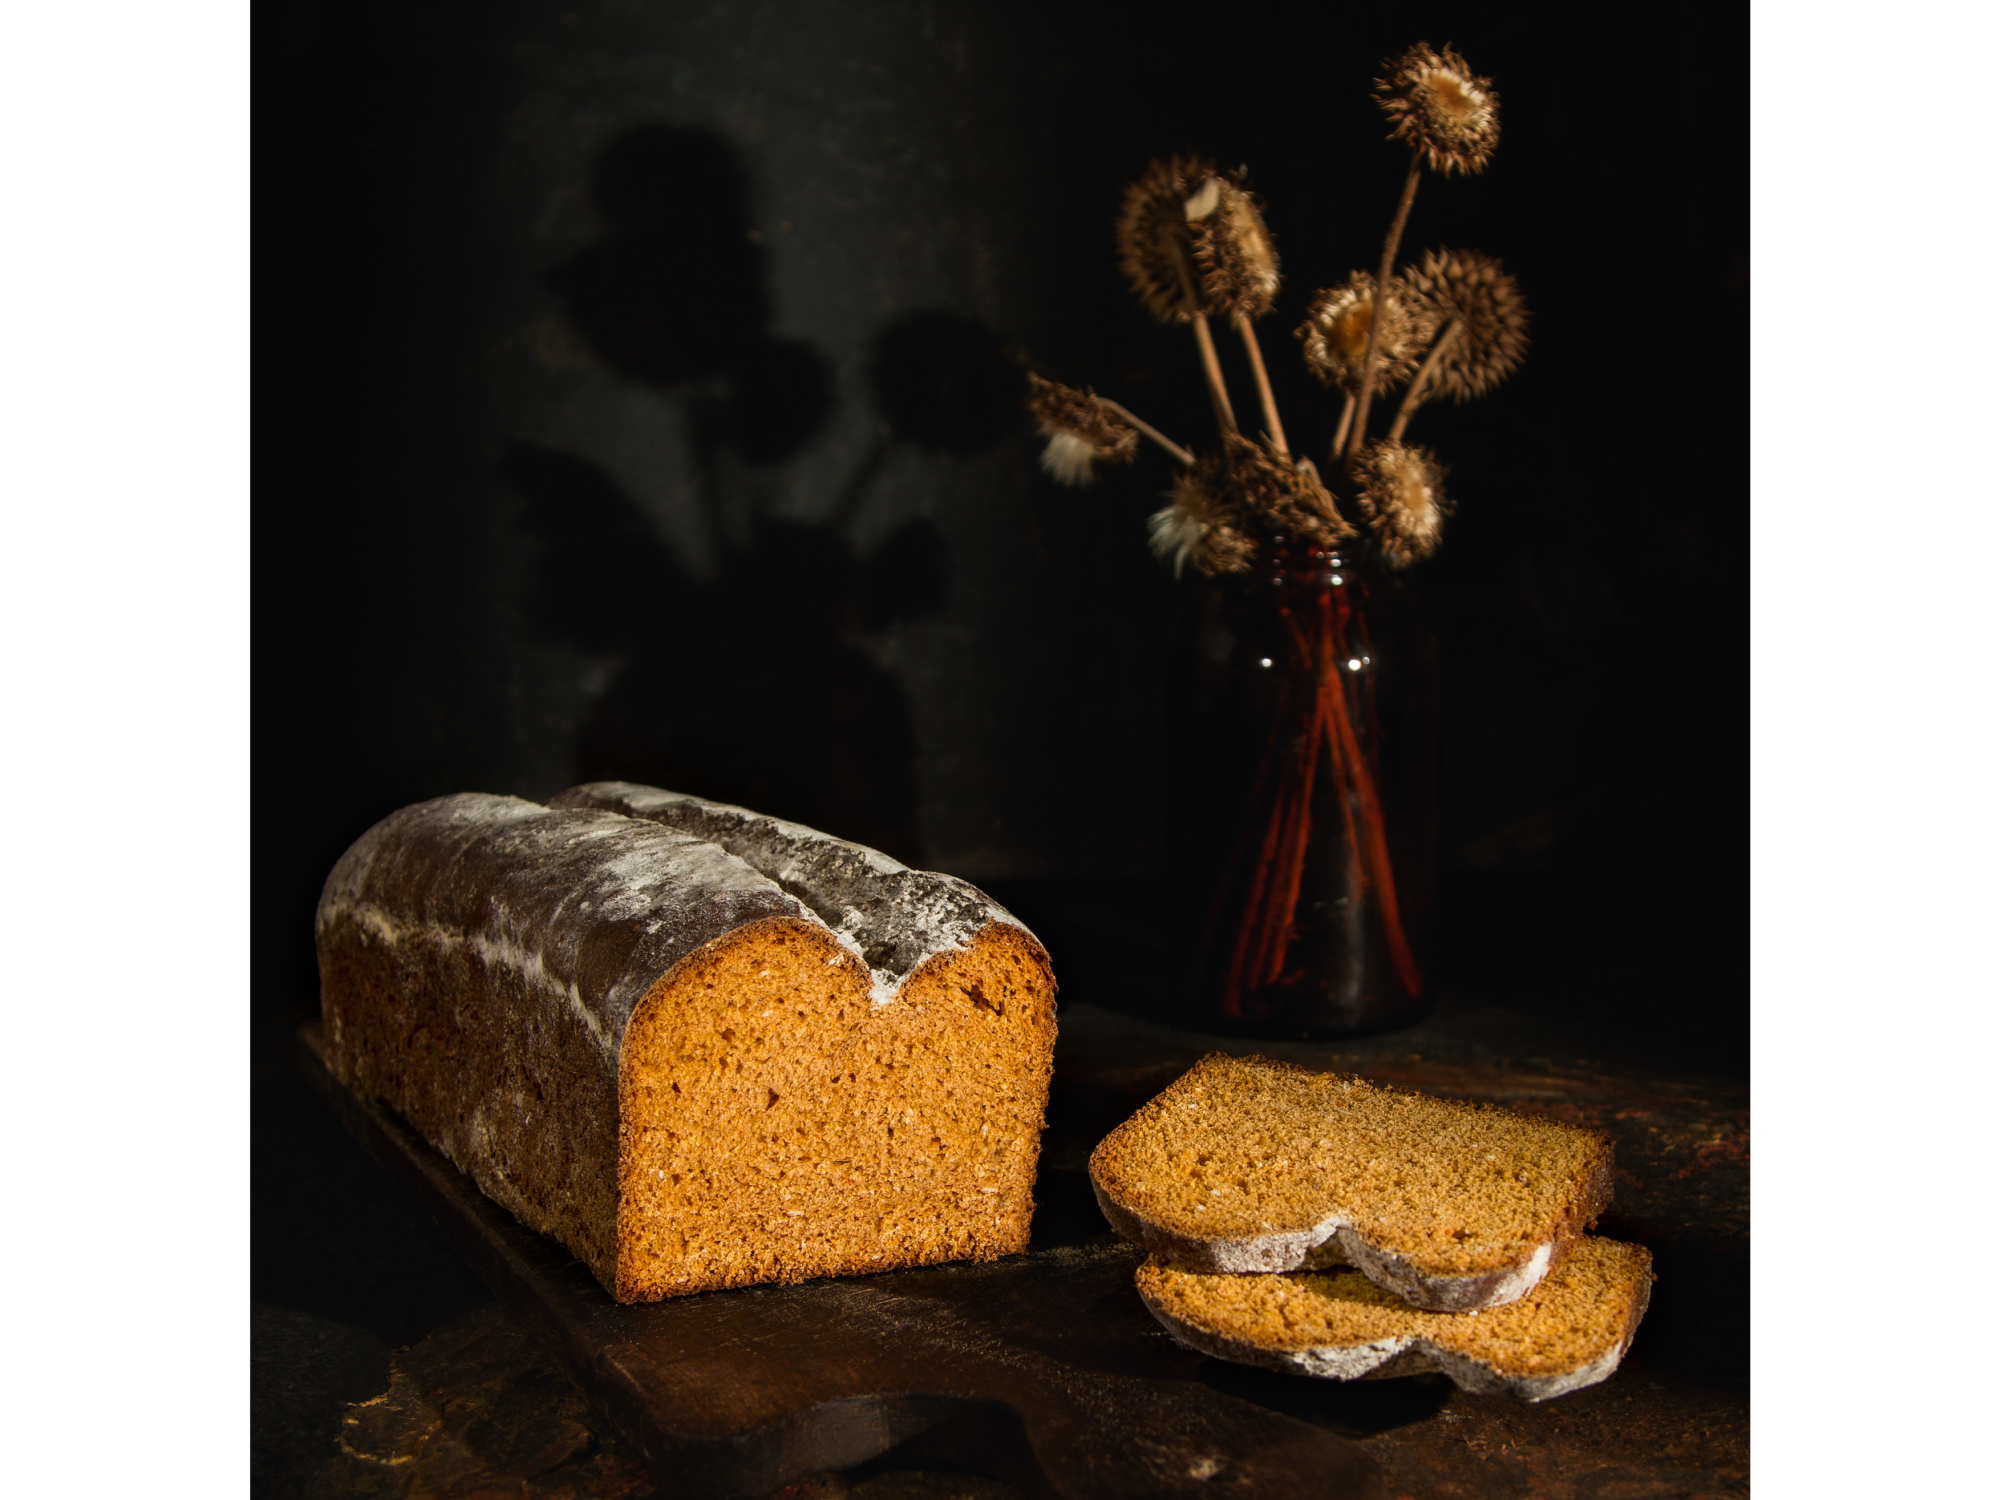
[1178,539,1438,1035]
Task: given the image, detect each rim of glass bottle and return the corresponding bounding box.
[1256,534,1359,586]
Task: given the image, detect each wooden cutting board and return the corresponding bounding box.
[299,1026,1382,1499]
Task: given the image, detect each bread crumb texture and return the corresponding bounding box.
[1091,1053,1611,1275]
[1137,1236,1653,1379]
[616,919,1054,1302]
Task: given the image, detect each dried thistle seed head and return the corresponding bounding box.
[1116,155,1220,324]
[1151,438,1356,576]
[1403,248,1529,400]
[1187,171,1281,321]
[1376,42,1500,176]
[1297,271,1439,392]
[1150,467,1254,577]
[1149,493,1235,579]
[1024,372,1138,453]
[1354,439,1451,567]
[1197,521,1257,576]
[1025,373,1140,487]
[1214,432,1355,549]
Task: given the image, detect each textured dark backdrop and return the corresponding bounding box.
[257,0,1743,1055]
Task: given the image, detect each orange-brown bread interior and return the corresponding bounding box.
[616,919,1056,1302]
[1137,1236,1654,1377]
[1093,1054,1612,1275]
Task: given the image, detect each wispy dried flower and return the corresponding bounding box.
[1297,271,1439,393]
[1116,155,1219,324]
[1375,43,1500,176]
[1354,439,1451,566]
[1152,478,1240,580]
[1039,432,1100,487]
[1402,248,1529,400]
[1187,171,1281,321]
[1025,373,1140,487]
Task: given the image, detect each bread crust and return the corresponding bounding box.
[318,790,1057,1303]
[1134,1239,1655,1402]
[1091,1184,1577,1311]
[1089,1053,1614,1311]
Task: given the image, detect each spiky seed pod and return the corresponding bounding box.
[1149,472,1256,578]
[1375,43,1500,176]
[1160,455,1253,576]
[1213,432,1355,549]
[1025,373,1140,487]
[1024,373,1137,454]
[1402,248,1530,401]
[1354,439,1451,567]
[1187,171,1281,321]
[1116,155,1222,324]
[1297,271,1439,393]
[1149,437,1357,576]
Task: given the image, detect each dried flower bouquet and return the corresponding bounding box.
[1024,43,1528,1019]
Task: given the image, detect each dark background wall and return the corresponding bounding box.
[258,1,1744,1068]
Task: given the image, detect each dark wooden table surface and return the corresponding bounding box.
[256,996,1747,1500]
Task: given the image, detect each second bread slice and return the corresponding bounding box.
[1135,1236,1654,1402]
[1089,1053,1614,1310]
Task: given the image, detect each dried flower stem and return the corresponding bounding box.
[1191,318,1238,436]
[1098,397,1195,466]
[1385,318,1461,443]
[1344,150,1423,465]
[1329,391,1356,464]
[1329,393,1357,467]
[1233,313,1289,457]
[1174,253,1239,437]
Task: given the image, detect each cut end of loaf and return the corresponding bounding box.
[615,918,1057,1302]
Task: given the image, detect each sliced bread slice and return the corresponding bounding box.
[1089,1053,1614,1310]
[1135,1236,1653,1402]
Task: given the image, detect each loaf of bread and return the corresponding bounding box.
[316,785,1057,1303]
[1089,1053,1613,1311]
[1134,1236,1654,1401]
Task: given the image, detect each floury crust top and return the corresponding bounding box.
[318,789,1033,1052]
[549,782,1029,1002]
[316,793,813,1055]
